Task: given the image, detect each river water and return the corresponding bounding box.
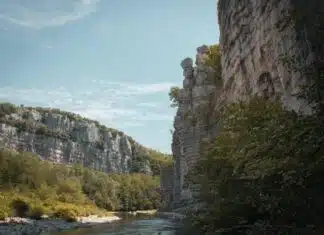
[56,215,182,235]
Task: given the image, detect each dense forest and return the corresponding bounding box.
[0,148,161,222]
[183,97,324,234]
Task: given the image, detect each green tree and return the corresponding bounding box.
[168,86,181,108]
[185,96,324,234]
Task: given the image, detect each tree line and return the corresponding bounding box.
[0,148,161,221]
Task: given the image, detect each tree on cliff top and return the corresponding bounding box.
[204,44,221,74]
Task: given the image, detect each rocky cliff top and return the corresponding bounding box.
[0,102,172,175]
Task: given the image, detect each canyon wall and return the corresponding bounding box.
[162,0,324,211]
[218,0,324,113]
[161,47,221,210]
[0,104,169,175]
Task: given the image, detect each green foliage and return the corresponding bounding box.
[0,209,8,220]
[0,103,18,118]
[28,206,45,220]
[168,86,181,108]
[54,207,78,222]
[10,199,30,217]
[204,45,221,71]
[0,148,162,218]
[185,96,324,233]
[131,147,173,175]
[203,44,222,86]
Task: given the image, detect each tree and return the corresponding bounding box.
[168,86,181,108]
[205,45,221,72]
[184,96,324,234]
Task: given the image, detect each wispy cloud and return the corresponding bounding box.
[92,80,175,96]
[0,0,101,29]
[0,81,175,128]
[136,102,160,108]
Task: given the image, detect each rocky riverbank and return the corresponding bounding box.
[0,215,121,235]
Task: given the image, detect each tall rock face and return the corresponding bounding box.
[163,0,324,211]
[167,46,220,209]
[0,104,166,175]
[160,164,174,210]
[218,0,324,113]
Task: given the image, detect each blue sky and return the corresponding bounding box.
[0,0,219,153]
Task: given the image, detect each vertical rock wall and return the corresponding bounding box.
[160,164,174,210]
[218,0,324,113]
[169,46,220,209]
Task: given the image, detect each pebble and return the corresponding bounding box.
[0,215,121,235]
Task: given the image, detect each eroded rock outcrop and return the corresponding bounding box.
[163,46,220,210]
[0,105,168,175]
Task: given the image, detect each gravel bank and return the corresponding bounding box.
[0,215,121,235]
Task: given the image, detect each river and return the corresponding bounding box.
[54,215,182,235]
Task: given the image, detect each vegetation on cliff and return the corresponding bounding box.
[168,86,181,108]
[204,45,221,74]
[184,96,324,233]
[168,44,221,110]
[0,148,161,221]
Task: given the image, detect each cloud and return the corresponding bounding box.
[125,83,174,94]
[136,102,160,108]
[44,44,53,49]
[0,0,101,29]
[0,81,174,129]
[92,80,175,96]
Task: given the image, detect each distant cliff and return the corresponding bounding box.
[0,103,171,175]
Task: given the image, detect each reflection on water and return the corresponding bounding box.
[56,216,181,235]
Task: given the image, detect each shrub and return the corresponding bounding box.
[10,199,30,217]
[185,97,324,233]
[28,206,45,220]
[0,103,17,118]
[0,209,8,220]
[168,86,181,108]
[0,147,163,214]
[54,207,78,222]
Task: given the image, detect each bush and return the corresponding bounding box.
[0,209,8,220]
[168,86,181,108]
[28,206,45,220]
[0,103,17,118]
[186,97,324,233]
[10,199,30,217]
[54,207,78,222]
[0,147,163,214]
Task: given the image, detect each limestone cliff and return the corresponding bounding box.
[161,0,324,211]
[161,46,220,210]
[0,103,170,175]
[218,0,324,113]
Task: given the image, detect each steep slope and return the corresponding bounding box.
[0,102,171,175]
